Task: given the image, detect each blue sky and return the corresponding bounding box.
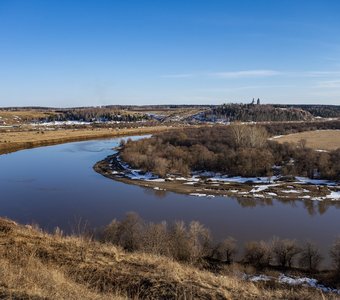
[0,0,340,107]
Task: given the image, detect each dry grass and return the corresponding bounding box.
[0,218,335,299]
[0,110,60,125]
[0,126,172,155]
[274,130,340,150]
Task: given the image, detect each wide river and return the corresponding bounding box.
[1,135,340,264]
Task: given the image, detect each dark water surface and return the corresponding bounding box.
[1,136,340,263]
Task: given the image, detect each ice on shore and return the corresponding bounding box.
[246,273,340,295]
[111,157,340,200]
[326,191,340,200]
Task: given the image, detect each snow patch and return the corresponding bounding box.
[246,273,340,295]
[326,191,340,200]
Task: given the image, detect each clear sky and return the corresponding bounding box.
[0,0,340,107]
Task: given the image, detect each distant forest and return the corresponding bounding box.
[2,103,340,123]
[276,104,340,119]
[192,103,340,123]
[38,108,150,123]
[120,126,340,180]
[195,104,312,122]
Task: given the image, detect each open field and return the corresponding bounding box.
[0,126,174,155]
[0,109,61,125]
[0,217,336,299]
[273,130,340,150]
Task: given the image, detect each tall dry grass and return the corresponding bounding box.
[0,218,336,299]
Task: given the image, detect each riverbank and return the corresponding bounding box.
[0,125,174,155]
[94,153,340,202]
[0,217,338,299]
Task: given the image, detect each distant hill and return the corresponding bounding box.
[274,104,340,119]
[191,103,315,123]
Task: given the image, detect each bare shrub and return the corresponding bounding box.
[272,237,301,268]
[299,241,323,271]
[118,212,144,251]
[212,237,238,264]
[168,220,211,263]
[188,221,211,263]
[330,237,340,274]
[102,212,143,252]
[243,241,271,268]
[246,126,269,148]
[229,124,247,148]
[102,219,120,244]
[141,221,170,256]
[153,157,169,177]
[169,221,191,262]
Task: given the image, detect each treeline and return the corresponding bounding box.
[263,119,340,136]
[120,126,340,180]
[196,104,314,122]
[99,212,340,274]
[34,108,150,123]
[275,105,340,119]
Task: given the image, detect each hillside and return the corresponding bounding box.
[193,103,314,123]
[0,218,335,299]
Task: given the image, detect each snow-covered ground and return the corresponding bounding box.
[269,135,284,140]
[295,176,338,186]
[30,120,148,126]
[245,273,340,295]
[110,156,340,200]
[30,121,92,126]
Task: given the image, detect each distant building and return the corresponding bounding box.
[257,98,260,105]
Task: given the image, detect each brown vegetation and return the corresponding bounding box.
[120,126,340,180]
[0,109,60,125]
[274,130,340,151]
[0,217,338,299]
[0,126,172,155]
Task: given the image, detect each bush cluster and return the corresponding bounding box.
[120,126,340,180]
[100,213,340,273]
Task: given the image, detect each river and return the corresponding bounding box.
[1,135,339,264]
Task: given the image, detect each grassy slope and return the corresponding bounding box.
[274,129,340,150]
[0,218,335,300]
[0,110,61,125]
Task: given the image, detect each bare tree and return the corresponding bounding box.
[330,237,340,274]
[118,212,144,251]
[188,221,211,263]
[141,221,170,256]
[243,241,271,268]
[102,219,120,244]
[246,126,268,148]
[168,220,211,263]
[169,221,191,262]
[153,157,169,177]
[272,237,301,268]
[299,241,323,271]
[212,237,238,264]
[229,124,247,147]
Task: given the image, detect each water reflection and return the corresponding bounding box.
[0,136,339,267]
[235,196,339,216]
